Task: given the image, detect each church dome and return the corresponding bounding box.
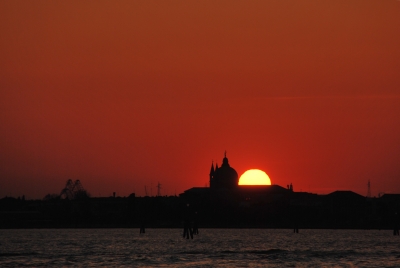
[210,153,238,189]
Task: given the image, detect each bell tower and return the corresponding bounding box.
[209,161,215,188]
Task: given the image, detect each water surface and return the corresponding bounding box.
[0,229,399,267]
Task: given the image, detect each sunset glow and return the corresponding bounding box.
[239,169,271,186]
[1,1,400,199]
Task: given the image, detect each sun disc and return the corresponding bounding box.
[238,169,271,185]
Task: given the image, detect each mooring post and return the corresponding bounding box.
[183,203,194,239]
[140,223,145,234]
[394,212,399,236]
[192,211,199,235]
[183,219,193,239]
[189,225,193,239]
[293,217,299,233]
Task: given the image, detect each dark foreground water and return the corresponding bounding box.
[0,229,399,267]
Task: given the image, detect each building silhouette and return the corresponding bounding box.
[182,152,295,203]
[209,152,239,190]
[1,153,400,229]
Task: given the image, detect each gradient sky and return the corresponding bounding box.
[1,0,400,199]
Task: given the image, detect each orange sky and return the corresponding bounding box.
[1,0,400,199]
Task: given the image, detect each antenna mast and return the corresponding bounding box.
[367,180,371,198]
[157,182,162,197]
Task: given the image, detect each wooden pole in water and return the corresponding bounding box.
[183,203,194,239]
[193,211,199,235]
[140,223,145,234]
[394,212,399,236]
[183,219,193,239]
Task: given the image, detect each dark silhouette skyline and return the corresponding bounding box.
[1,154,399,231]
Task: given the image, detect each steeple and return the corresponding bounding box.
[209,160,215,188]
[209,161,215,175]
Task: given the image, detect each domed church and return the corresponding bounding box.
[209,152,239,189]
[180,151,295,204]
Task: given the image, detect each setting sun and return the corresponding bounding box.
[238,169,271,185]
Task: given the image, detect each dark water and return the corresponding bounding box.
[0,229,399,267]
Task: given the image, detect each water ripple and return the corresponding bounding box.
[0,229,399,267]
